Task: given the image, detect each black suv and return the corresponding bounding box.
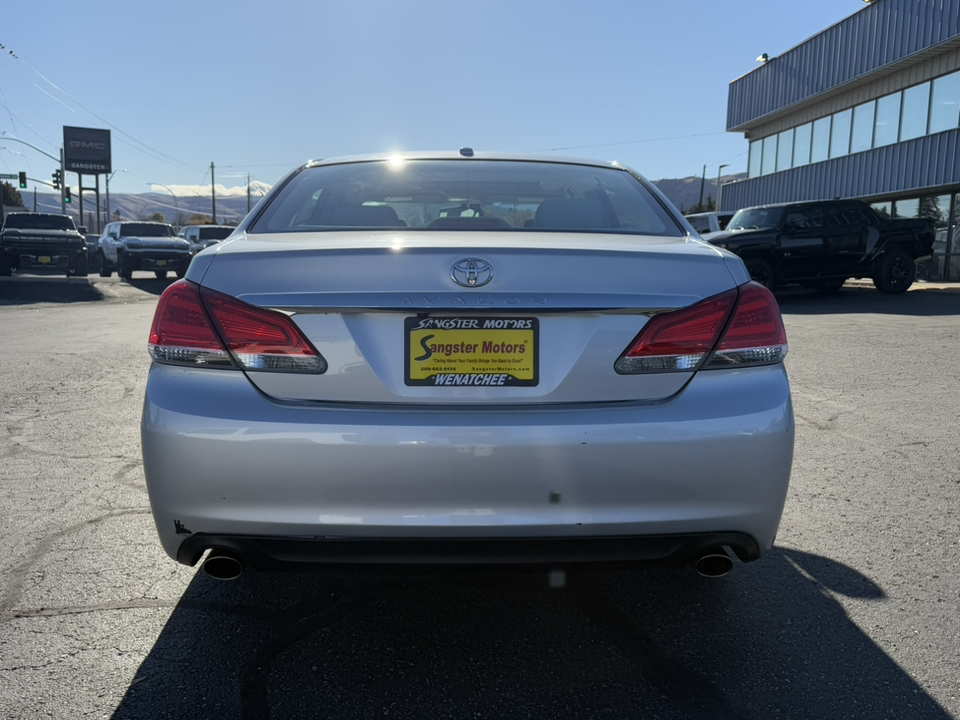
[0,213,88,277]
[707,199,935,293]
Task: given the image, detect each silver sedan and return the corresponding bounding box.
[141,151,793,580]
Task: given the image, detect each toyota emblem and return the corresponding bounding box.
[451,258,494,288]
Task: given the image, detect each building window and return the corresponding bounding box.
[874,92,902,147]
[914,195,952,280]
[793,123,812,167]
[850,100,876,153]
[929,71,960,134]
[761,135,778,175]
[949,193,960,281]
[893,198,919,219]
[811,116,831,163]
[777,128,794,170]
[829,109,852,158]
[900,82,931,141]
[871,201,892,219]
[748,139,762,178]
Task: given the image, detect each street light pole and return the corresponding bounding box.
[147,183,180,225]
[105,169,125,227]
[716,164,730,211]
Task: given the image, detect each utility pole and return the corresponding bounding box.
[34,187,37,212]
[211,161,216,223]
[716,164,730,212]
[60,149,66,215]
[698,164,706,212]
[247,173,251,213]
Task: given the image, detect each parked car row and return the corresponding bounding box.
[1,211,238,281]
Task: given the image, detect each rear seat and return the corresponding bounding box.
[324,205,407,227]
[534,198,611,229]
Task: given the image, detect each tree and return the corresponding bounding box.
[1,181,24,208]
[144,212,166,222]
[919,196,944,225]
[684,194,715,215]
[185,214,213,225]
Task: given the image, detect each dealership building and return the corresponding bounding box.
[722,0,960,280]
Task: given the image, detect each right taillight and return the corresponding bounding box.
[705,282,787,368]
[149,280,327,373]
[615,281,787,374]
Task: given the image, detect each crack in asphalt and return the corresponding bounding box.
[0,508,151,619]
[210,572,748,719]
[570,580,748,720]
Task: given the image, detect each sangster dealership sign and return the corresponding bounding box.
[63,126,111,174]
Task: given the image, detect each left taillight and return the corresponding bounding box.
[149,280,326,373]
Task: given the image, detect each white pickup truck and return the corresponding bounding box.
[98,221,192,281]
[178,224,235,254]
[685,211,735,241]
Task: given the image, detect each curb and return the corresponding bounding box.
[844,279,960,293]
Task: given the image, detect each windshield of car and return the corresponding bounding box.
[198,227,233,240]
[726,207,785,231]
[121,223,174,237]
[249,160,683,237]
[2,214,75,230]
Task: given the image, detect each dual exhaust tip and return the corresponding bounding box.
[202,552,244,581]
[695,548,735,578]
[201,548,735,581]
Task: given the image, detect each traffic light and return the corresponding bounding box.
[51,170,61,190]
[64,186,71,203]
[18,171,27,189]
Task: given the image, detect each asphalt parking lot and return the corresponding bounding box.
[0,274,957,719]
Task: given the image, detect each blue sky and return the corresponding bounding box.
[2,1,866,197]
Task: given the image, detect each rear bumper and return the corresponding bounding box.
[1,244,85,268]
[177,532,761,568]
[142,363,794,566]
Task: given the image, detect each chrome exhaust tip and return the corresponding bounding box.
[695,549,734,578]
[202,553,244,581]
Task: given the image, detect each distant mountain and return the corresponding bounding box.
[5,174,747,230]
[6,191,256,231]
[653,173,747,214]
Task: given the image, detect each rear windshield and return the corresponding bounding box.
[727,207,785,231]
[121,223,174,237]
[3,214,75,230]
[198,227,233,240]
[249,160,683,237]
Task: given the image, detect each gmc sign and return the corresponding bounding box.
[63,126,111,174]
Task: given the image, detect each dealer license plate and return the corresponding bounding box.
[37,256,52,264]
[156,260,167,267]
[405,316,538,387]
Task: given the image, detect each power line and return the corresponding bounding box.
[0,45,201,173]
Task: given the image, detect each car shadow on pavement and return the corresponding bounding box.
[124,277,177,296]
[775,286,959,316]
[0,278,105,305]
[110,548,952,720]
